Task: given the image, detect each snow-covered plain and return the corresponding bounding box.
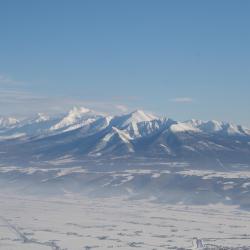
[0,194,250,250]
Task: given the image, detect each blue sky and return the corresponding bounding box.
[0,0,249,125]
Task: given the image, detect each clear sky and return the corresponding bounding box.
[0,0,249,125]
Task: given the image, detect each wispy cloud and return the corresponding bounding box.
[0,89,132,116]
[0,74,133,116]
[0,74,24,86]
[169,97,194,103]
[115,105,129,112]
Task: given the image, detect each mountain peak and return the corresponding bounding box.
[131,109,146,115]
[0,116,19,129]
[170,122,200,133]
[68,106,90,116]
[35,113,50,122]
[50,106,93,131]
[110,109,158,130]
[128,109,157,122]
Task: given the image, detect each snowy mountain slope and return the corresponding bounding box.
[89,126,135,156]
[185,119,250,136]
[111,110,157,127]
[0,107,103,139]
[169,122,200,133]
[0,114,60,139]
[49,106,102,132]
[108,110,158,138]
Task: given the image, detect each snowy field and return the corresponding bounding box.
[0,195,250,250]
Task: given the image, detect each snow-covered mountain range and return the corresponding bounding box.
[1,106,250,166]
[1,107,250,208]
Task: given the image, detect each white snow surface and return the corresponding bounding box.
[0,116,19,128]
[34,113,50,122]
[121,110,157,126]
[170,122,200,133]
[179,169,250,179]
[0,194,250,250]
[0,133,26,141]
[50,106,94,131]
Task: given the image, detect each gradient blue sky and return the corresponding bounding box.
[0,0,249,125]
